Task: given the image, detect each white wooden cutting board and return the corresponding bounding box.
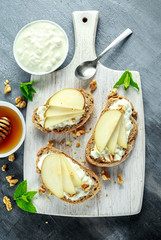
[24,11,145,217]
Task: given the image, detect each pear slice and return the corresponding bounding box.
[46,89,85,110]
[45,106,85,117]
[63,156,82,187]
[44,113,82,129]
[95,110,122,153]
[107,118,121,154]
[117,114,127,149]
[60,157,76,195]
[41,153,64,199]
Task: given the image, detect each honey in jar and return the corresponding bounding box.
[0,106,23,154]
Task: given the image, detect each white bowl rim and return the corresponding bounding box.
[13,19,69,75]
[0,101,26,158]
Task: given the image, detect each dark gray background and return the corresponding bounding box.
[0,0,161,239]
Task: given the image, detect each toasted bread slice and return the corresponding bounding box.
[36,146,101,204]
[85,95,138,167]
[32,89,94,134]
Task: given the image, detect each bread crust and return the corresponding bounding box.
[32,89,94,134]
[36,146,101,204]
[85,95,138,167]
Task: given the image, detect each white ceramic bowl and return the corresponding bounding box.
[13,20,69,75]
[0,101,26,158]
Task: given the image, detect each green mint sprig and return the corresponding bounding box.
[114,69,139,91]
[20,80,36,101]
[14,180,37,213]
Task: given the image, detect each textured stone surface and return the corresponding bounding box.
[0,0,161,239]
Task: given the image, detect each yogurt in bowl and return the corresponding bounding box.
[13,20,69,75]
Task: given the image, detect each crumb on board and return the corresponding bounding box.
[8,153,15,162]
[76,142,80,148]
[90,80,97,92]
[81,160,86,164]
[106,194,108,198]
[2,164,7,171]
[3,196,12,211]
[74,151,77,154]
[101,170,111,181]
[66,141,72,146]
[45,221,48,224]
[114,181,116,184]
[46,197,49,200]
[6,176,18,186]
[117,172,124,184]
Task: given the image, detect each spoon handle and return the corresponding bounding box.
[96,28,132,61]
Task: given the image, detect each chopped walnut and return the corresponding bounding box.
[117,172,124,184]
[39,185,46,194]
[106,194,108,198]
[109,153,114,162]
[81,183,90,192]
[4,84,11,94]
[72,128,86,137]
[6,176,18,186]
[3,196,12,211]
[86,129,90,133]
[114,181,116,184]
[8,153,15,162]
[101,157,109,163]
[71,118,76,122]
[16,100,26,108]
[15,96,23,104]
[2,164,7,171]
[108,88,117,98]
[117,105,126,113]
[66,141,72,146]
[76,142,80,148]
[4,80,9,85]
[101,170,111,181]
[90,80,97,92]
[47,140,54,146]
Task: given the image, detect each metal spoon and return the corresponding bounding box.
[75,28,132,80]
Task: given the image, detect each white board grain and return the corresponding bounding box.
[24,11,145,217]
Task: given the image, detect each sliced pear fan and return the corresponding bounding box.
[46,89,85,110]
[95,110,122,153]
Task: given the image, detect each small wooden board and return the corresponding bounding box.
[24,11,145,217]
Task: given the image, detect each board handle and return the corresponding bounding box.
[72,11,98,63]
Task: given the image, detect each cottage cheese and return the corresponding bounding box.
[14,21,68,74]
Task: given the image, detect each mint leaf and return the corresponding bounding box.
[113,71,127,88]
[20,195,29,203]
[16,199,37,213]
[20,81,36,101]
[14,180,27,200]
[124,74,130,90]
[128,72,140,91]
[23,191,37,200]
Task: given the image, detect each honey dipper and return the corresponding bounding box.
[0,117,12,143]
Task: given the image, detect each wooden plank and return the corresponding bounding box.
[24,11,145,216]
